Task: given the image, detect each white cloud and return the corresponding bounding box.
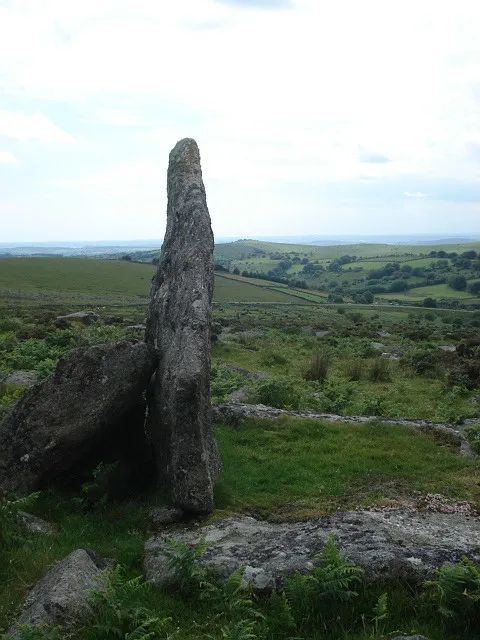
[0,0,480,238]
[0,150,17,164]
[404,191,427,199]
[0,110,75,144]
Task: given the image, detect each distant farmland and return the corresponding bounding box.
[0,258,314,306]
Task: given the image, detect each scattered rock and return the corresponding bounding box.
[381,348,403,361]
[315,330,330,338]
[10,549,107,633]
[438,345,456,352]
[228,388,249,403]
[55,311,99,327]
[4,370,38,387]
[17,511,56,535]
[377,330,391,338]
[150,506,185,527]
[420,493,477,515]
[126,324,146,333]
[0,341,157,494]
[145,510,480,591]
[392,636,429,640]
[371,342,385,350]
[146,138,219,515]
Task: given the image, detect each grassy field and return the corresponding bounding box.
[379,283,477,301]
[0,258,316,306]
[215,417,480,518]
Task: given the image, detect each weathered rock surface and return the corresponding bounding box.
[149,506,185,527]
[4,370,38,387]
[144,511,480,591]
[9,549,107,634]
[17,511,56,535]
[0,341,157,493]
[55,311,99,327]
[146,138,218,514]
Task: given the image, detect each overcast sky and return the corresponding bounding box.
[0,0,479,241]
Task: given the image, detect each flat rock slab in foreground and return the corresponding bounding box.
[145,510,480,591]
[146,138,218,514]
[0,341,157,493]
[9,549,107,634]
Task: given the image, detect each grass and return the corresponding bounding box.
[214,274,311,303]
[0,258,153,297]
[214,417,480,518]
[379,283,476,301]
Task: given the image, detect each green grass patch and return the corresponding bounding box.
[214,417,480,518]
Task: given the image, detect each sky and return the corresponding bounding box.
[0,0,479,242]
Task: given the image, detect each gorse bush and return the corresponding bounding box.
[251,378,304,410]
[304,352,330,382]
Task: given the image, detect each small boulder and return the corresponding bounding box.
[17,511,56,535]
[55,311,99,327]
[4,371,38,388]
[10,549,107,632]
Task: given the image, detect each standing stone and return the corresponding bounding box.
[146,138,218,514]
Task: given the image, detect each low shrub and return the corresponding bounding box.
[251,378,304,410]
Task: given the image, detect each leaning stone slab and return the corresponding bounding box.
[146,138,218,514]
[9,549,107,634]
[145,510,480,591]
[0,341,157,494]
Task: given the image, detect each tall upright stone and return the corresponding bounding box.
[146,138,218,514]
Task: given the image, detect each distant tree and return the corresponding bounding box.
[121,254,132,261]
[214,263,228,272]
[423,297,437,308]
[448,275,467,291]
[461,250,477,259]
[232,267,240,275]
[468,281,480,295]
[390,279,409,292]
